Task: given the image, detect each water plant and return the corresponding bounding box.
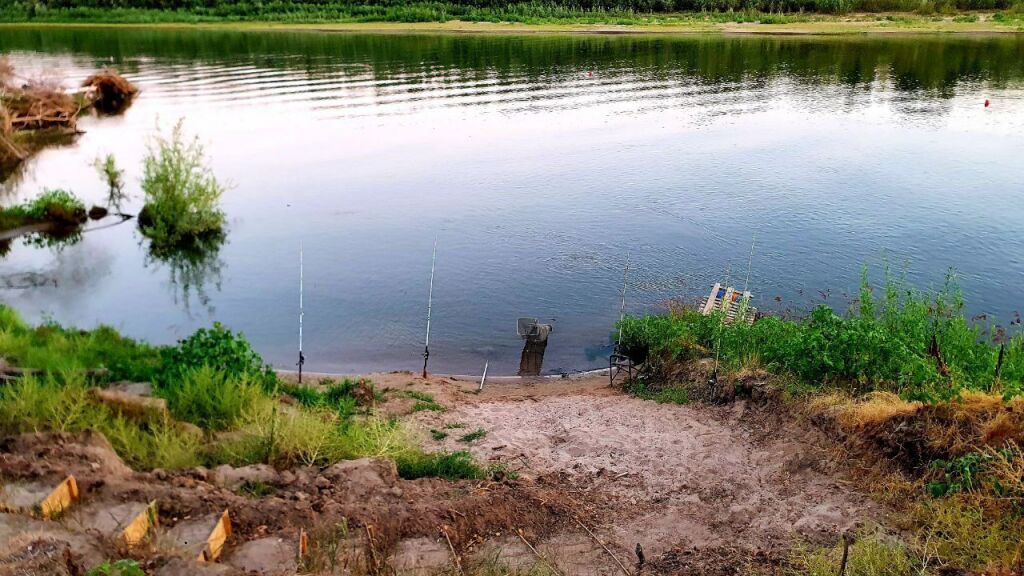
[93,153,127,212]
[138,119,225,250]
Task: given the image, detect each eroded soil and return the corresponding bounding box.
[0,372,881,575]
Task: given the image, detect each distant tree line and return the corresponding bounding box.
[0,0,1019,19]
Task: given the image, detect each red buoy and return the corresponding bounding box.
[588,71,593,77]
[985,99,991,107]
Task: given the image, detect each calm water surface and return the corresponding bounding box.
[1,29,1023,374]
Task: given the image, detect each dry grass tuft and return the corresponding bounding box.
[834,391,922,430]
[0,57,13,86]
[2,84,81,132]
[981,412,1024,446]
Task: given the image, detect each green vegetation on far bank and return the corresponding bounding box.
[0,305,487,480]
[0,0,1023,28]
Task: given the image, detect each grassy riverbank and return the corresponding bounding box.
[617,270,1024,573]
[0,305,487,478]
[619,270,1024,400]
[0,7,1022,33]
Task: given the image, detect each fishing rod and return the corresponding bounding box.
[744,232,757,295]
[422,237,437,379]
[297,242,305,384]
[616,252,631,350]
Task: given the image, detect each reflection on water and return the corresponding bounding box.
[0,28,1023,374]
[144,231,226,315]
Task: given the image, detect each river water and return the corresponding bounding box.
[1,28,1022,374]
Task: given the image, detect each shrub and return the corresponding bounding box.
[160,322,275,388]
[138,119,225,249]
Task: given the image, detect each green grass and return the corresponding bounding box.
[0,305,491,481]
[430,429,449,440]
[159,365,265,430]
[0,305,161,381]
[237,479,276,498]
[404,390,445,412]
[0,188,87,232]
[458,428,487,443]
[281,379,367,419]
[625,380,690,404]
[786,531,915,576]
[86,559,145,576]
[138,119,225,252]
[0,374,203,469]
[619,268,1024,402]
[395,450,483,480]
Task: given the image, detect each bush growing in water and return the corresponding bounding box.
[138,120,225,249]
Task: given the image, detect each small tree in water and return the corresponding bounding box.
[138,119,225,249]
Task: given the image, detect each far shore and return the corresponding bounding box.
[1,15,1023,35]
